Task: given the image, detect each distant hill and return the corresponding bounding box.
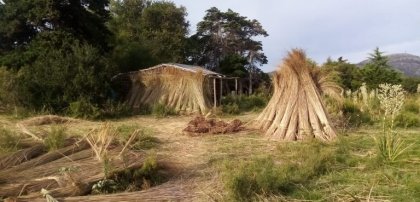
[358,53,420,77]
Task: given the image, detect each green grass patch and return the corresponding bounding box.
[211,129,419,201]
[0,127,21,154]
[117,124,160,150]
[44,125,67,151]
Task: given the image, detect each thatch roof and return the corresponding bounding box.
[112,63,224,81]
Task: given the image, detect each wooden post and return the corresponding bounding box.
[213,77,217,108]
[235,78,238,96]
[219,78,223,105]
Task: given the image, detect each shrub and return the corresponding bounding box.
[222,103,240,115]
[395,112,420,128]
[99,100,133,119]
[342,99,372,127]
[44,126,67,151]
[221,94,268,114]
[152,103,176,118]
[91,155,165,194]
[0,128,21,153]
[67,97,101,119]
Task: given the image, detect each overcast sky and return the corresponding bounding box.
[171,0,420,72]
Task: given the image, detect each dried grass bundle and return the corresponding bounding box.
[126,65,213,114]
[85,123,117,161]
[249,49,339,141]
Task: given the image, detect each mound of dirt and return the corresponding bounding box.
[20,115,77,126]
[183,116,243,136]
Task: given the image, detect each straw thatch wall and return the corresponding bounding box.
[120,64,218,115]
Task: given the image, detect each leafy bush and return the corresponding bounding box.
[67,98,101,119]
[44,126,67,151]
[395,112,420,128]
[91,155,165,194]
[98,100,134,119]
[13,31,115,114]
[152,103,177,118]
[0,128,21,153]
[342,99,372,127]
[221,94,268,114]
[222,103,240,115]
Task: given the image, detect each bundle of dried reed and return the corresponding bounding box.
[249,49,340,141]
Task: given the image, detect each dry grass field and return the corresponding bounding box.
[0,112,419,201]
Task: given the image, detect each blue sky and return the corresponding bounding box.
[171,0,420,72]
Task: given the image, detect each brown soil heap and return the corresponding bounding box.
[183,116,243,135]
[249,49,340,141]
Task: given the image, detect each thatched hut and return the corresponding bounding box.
[112,63,235,115]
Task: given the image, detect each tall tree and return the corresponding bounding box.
[0,0,114,112]
[109,0,189,72]
[191,7,268,71]
[360,47,402,89]
[322,57,362,91]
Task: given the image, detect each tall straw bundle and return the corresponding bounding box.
[127,66,212,114]
[249,49,340,141]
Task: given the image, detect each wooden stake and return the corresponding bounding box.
[235,78,238,95]
[219,78,223,105]
[213,77,217,108]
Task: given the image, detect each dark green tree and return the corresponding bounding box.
[360,47,402,89]
[192,7,268,71]
[322,57,362,91]
[0,0,115,113]
[109,0,189,72]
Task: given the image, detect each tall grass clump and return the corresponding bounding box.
[376,84,411,162]
[85,123,117,161]
[342,99,372,127]
[222,144,336,201]
[44,125,67,151]
[395,96,420,128]
[0,127,21,153]
[152,103,177,118]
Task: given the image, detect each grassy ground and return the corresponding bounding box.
[0,112,419,201]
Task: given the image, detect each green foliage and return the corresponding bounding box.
[91,155,165,194]
[0,127,21,153]
[222,103,240,115]
[219,54,248,77]
[401,77,420,93]
[152,103,177,118]
[44,126,67,151]
[191,7,268,72]
[360,48,402,89]
[0,67,18,110]
[221,94,268,114]
[13,31,115,113]
[322,57,362,90]
[117,125,160,150]
[395,112,420,128]
[67,98,101,119]
[0,0,111,58]
[109,0,188,70]
[342,99,372,127]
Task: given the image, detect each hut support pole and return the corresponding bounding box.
[235,78,238,95]
[220,78,223,105]
[213,78,217,108]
